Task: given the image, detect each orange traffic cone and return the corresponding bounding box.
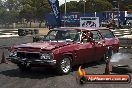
[0,52,8,64]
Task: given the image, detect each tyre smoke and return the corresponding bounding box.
[110,53,132,62]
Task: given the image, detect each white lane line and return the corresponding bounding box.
[2,33,15,35]
[11,31,18,32]
[0,35,19,38]
[120,29,130,31]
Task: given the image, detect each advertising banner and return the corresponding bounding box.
[48,0,61,26]
[80,17,99,28]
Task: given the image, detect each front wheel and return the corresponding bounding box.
[18,64,31,72]
[57,56,72,75]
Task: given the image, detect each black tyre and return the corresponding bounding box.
[18,64,31,72]
[57,56,72,75]
[18,29,26,36]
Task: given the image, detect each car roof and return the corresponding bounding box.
[98,27,109,30]
[53,27,109,31]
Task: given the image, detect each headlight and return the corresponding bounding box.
[9,51,17,57]
[40,53,52,60]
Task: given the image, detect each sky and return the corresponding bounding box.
[59,0,80,5]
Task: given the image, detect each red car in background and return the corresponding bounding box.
[8,27,119,74]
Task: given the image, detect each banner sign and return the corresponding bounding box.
[80,17,99,28]
[48,0,61,26]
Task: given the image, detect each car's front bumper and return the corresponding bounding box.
[7,57,57,66]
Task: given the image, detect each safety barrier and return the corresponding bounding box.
[119,38,132,48]
[110,28,132,37]
[0,36,33,47]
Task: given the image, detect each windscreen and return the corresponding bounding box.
[99,29,115,38]
[43,29,81,41]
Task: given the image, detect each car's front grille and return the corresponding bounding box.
[17,52,40,59]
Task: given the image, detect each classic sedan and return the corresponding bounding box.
[8,27,117,74]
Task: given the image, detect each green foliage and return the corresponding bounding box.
[0,0,51,27]
[94,0,112,12]
[60,1,78,13]
[18,0,51,27]
[0,0,21,27]
[107,0,132,11]
[60,0,112,13]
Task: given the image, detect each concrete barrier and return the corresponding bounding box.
[110,28,132,37]
[0,36,33,47]
[0,36,33,57]
[119,38,132,48]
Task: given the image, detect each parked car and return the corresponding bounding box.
[8,27,119,74]
[98,28,120,53]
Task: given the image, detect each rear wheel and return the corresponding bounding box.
[57,56,71,75]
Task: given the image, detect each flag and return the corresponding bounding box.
[48,0,61,27]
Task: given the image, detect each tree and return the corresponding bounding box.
[35,0,51,27]
[60,0,112,13]
[107,0,132,11]
[4,0,21,11]
[93,0,112,12]
[19,0,51,27]
[60,1,78,13]
[0,0,22,28]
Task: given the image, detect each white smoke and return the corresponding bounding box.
[110,53,132,62]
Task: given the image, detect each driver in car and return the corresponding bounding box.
[81,31,93,42]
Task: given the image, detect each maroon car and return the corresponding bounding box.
[8,27,119,74]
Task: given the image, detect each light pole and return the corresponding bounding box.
[80,0,86,17]
[84,0,86,17]
[81,0,86,17]
[64,0,67,27]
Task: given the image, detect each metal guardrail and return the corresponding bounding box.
[0,36,33,58]
[121,25,132,29]
[110,28,132,37]
[0,36,33,46]
[119,38,132,49]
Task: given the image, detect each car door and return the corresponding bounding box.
[91,30,106,61]
[73,30,95,64]
[74,42,94,64]
[80,31,95,63]
[83,42,95,63]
